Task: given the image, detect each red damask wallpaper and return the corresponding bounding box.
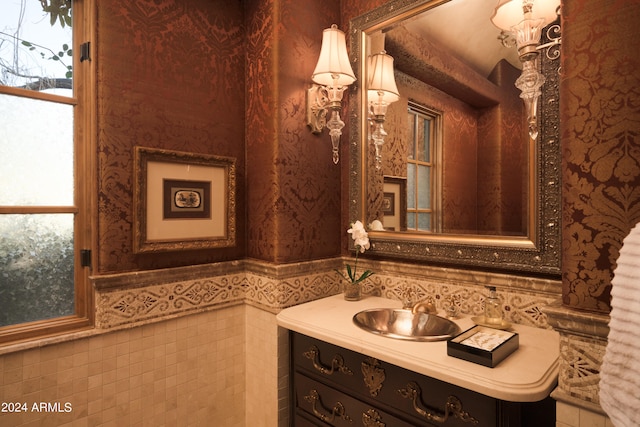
[561,0,640,312]
[244,0,343,263]
[96,0,246,272]
[93,0,640,316]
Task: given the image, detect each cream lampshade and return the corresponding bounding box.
[311,24,356,88]
[367,51,400,113]
[307,24,356,164]
[491,0,559,31]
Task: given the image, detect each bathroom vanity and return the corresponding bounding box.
[277,295,559,426]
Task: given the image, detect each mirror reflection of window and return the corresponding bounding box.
[406,102,441,232]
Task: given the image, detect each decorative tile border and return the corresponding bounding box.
[93,258,562,329]
[244,271,340,311]
[93,259,345,327]
[364,273,558,329]
[95,273,246,328]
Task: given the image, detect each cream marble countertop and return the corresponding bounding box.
[276,294,559,402]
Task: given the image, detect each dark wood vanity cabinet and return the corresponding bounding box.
[290,332,554,427]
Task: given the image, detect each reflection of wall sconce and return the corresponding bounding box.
[306,24,356,164]
[491,0,561,140]
[368,51,399,169]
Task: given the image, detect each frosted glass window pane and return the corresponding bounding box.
[0,214,74,326]
[0,1,73,93]
[0,94,73,205]
[418,165,431,209]
[417,117,430,162]
[407,163,416,209]
[418,213,431,231]
[408,213,416,229]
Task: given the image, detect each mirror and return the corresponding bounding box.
[348,0,561,274]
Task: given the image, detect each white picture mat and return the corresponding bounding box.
[146,161,226,241]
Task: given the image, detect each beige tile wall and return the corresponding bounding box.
[244,305,286,427]
[0,306,246,427]
[557,402,614,427]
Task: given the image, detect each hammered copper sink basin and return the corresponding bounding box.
[353,308,461,341]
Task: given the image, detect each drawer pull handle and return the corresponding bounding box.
[397,382,479,425]
[303,345,354,376]
[304,389,353,423]
[362,408,386,427]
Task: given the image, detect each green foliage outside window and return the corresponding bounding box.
[0,215,74,327]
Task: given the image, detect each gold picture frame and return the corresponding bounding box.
[382,176,406,231]
[133,146,236,253]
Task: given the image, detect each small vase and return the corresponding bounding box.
[343,281,361,301]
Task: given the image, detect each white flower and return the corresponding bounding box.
[337,221,374,286]
[348,220,370,253]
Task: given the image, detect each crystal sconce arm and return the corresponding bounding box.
[306,24,356,164]
[367,50,399,170]
[491,0,561,140]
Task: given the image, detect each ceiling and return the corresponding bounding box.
[400,0,521,76]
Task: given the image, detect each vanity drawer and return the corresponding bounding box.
[292,332,497,426]
[294,372,420,427]
[292,333,365,394]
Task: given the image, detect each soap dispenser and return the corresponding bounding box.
[484,286,502,325]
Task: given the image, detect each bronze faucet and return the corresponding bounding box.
[411,299,437,315]
[402,292,437,315]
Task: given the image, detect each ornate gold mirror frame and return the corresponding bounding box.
[348,0,561,275]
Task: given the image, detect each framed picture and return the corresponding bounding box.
[383,176,407,231]
[133,146,236,253]
[382,191,396,215]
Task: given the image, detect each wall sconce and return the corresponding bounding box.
[491,0,561,140]
[306,24,356,164]
[368,51,399,170]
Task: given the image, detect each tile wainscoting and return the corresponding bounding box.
[544,303,613,427]
[2,258,611,426]
[92,258,565,427]
[0,306,246,426]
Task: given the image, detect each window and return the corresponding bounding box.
[406,102,441,232]
[0,0,93,344]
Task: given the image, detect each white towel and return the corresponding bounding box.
[600,223,640,427]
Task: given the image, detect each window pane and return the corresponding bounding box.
[0,214,74,327]
[407,112,415,160]
[418,165,431,209]
[0,0,73,94]
[408,213,416,230]
[407,163,416,209]
[417,116,430,162]
[418,213,431,231]
[0,94,73,205]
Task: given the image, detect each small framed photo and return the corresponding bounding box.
[133,146,236,253]
[163,179,211,220]
[382,176,407,231]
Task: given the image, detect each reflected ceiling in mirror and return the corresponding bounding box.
[348,0,561,274]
